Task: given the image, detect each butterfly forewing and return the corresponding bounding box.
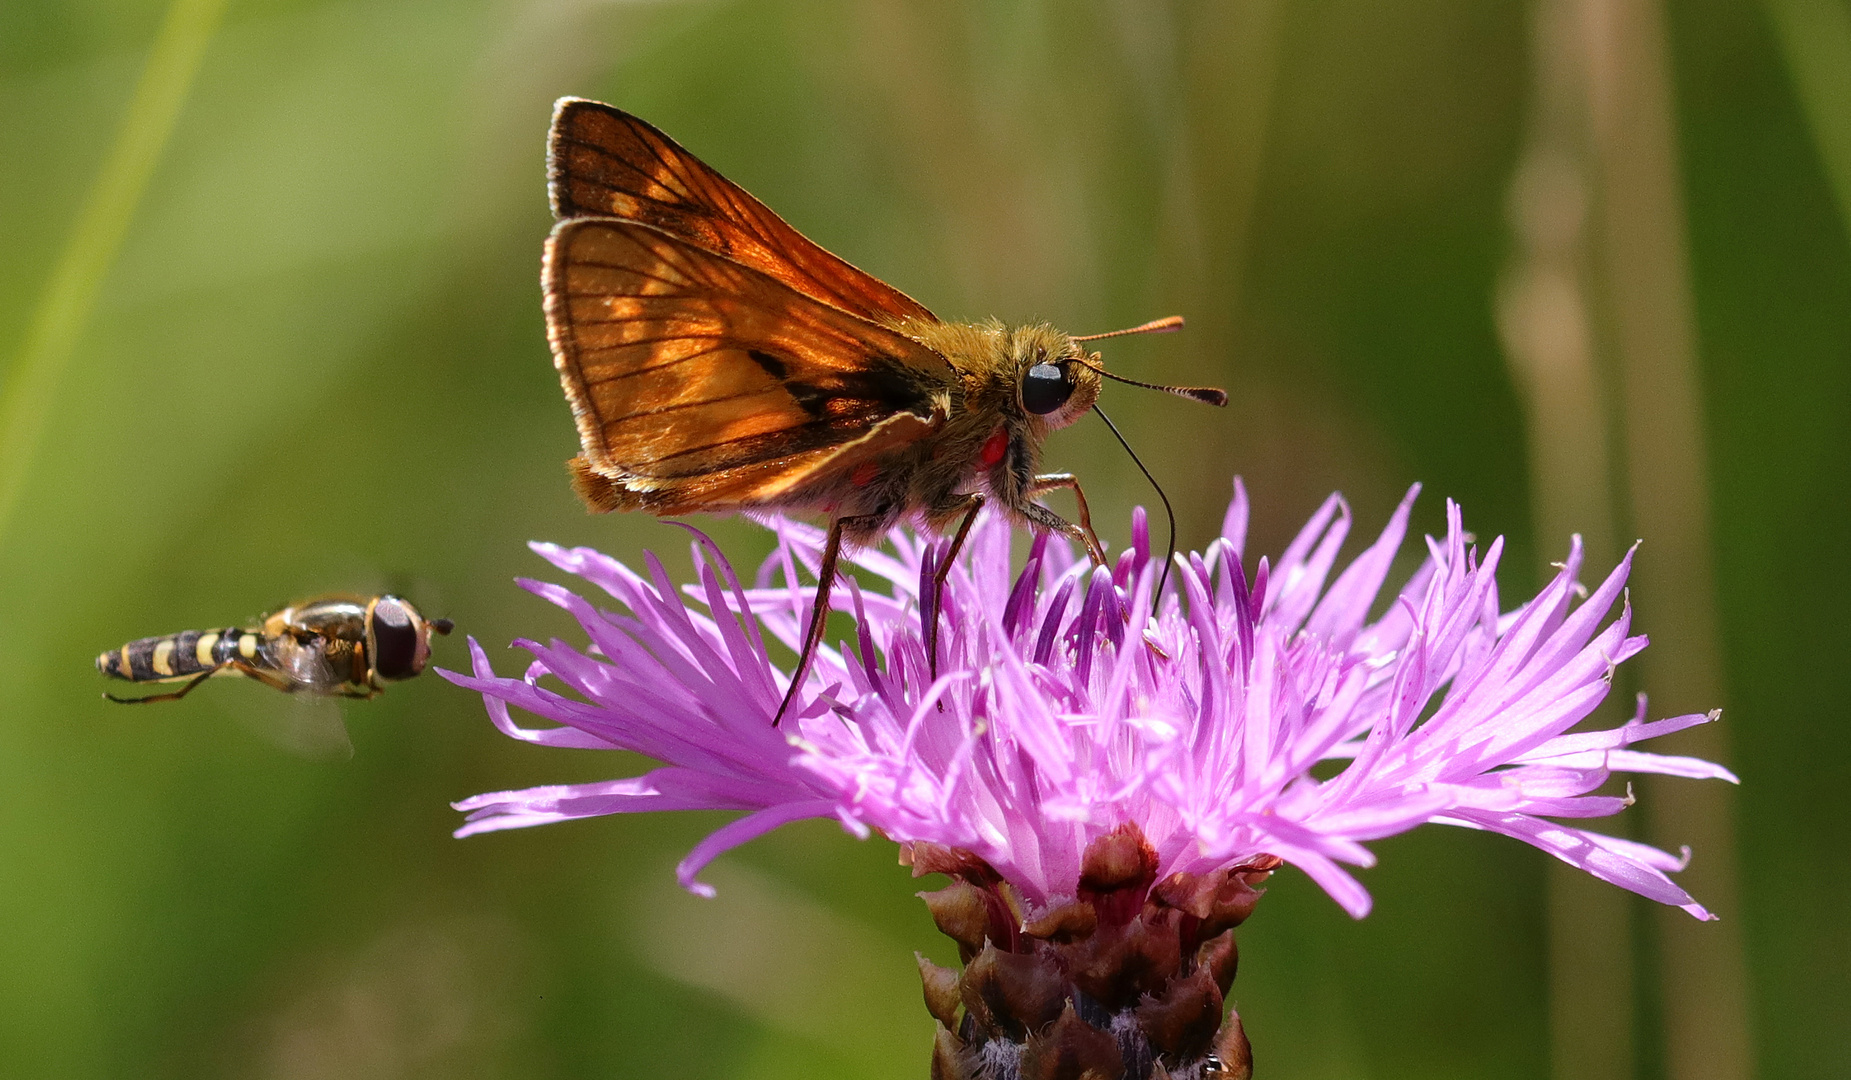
[548,99,937,326]
[546,218,953,505]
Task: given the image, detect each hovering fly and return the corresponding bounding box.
[97,594,452,704]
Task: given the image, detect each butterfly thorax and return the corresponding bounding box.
[873,318,1099,534]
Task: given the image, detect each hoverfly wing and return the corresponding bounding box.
[545,217,953,511]
[266,632,343,693]
[235,692,353,759]
[548,99,936,326]
[280,696,356,761]
[251,631,355,760]
[215,687,355,761]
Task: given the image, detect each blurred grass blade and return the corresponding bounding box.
[1765,0,1851,236]
[1585,0,1753,1075]
[0,0,229,544]
[1498,0,1634,1075]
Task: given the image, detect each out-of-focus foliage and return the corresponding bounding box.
[0,1,1841,1077]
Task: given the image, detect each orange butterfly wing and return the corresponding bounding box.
[548,98,936,326]
[545,218,954,513]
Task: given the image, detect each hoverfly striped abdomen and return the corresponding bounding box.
[97,627,261,684]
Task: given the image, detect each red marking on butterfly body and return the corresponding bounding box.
[980,429,1009,468]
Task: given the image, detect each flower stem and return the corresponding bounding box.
[0,0,229,545]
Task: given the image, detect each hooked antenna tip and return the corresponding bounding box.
[1072,315,1186,342]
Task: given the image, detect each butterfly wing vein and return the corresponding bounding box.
[547,98,936,325]
[546,218,952,511]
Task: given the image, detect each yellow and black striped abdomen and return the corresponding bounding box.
[96,628,261,683]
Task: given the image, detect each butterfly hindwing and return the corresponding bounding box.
[548,99,937,326]
[545,217,953,509]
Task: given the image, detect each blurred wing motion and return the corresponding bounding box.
[548,98,936,325]
[214,685,355,762]
[545,218,955,513]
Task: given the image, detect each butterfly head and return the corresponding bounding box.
[1009,324,1100,431]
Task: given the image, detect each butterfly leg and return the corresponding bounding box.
[104,667,219,704]
[774,513,881,727]
[1027,473,1108,565]
[925,493,985,681]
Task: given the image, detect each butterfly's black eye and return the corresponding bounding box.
[1021,362,1073,415]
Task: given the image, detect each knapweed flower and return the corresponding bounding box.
[448,480,1734,1080]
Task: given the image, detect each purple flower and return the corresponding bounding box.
[447,480,1734,920]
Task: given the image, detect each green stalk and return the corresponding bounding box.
[1765,0,1851,238]
[0,0,230,544]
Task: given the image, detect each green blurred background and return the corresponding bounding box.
[1,0,1844,1077]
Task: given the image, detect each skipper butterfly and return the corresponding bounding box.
[542,99,1225,723]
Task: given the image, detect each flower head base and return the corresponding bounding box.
[910,824,1267,1079]
[450,480,1732,923]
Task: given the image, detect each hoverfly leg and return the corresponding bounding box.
[1027,473,1107,565]
[926,493,985,684]
[773,514,880,727]
[228,660,299,694]
[104,667,218,704]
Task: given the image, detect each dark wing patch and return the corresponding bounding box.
[546,218,952,506]
[548,98,937,326]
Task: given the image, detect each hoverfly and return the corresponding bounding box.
[97,594,452,704]
[542,100,1225,722]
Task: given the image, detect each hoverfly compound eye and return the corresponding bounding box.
[1021,362,1073,416]
[369,597,423,681]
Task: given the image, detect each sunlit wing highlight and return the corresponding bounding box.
[545,218,952,504]
[548,98,937,325]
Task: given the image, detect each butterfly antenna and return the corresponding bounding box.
[1071,316,1227,405]
[1092,404,1177,616]
[1072,315,1187,341]
[1074,361,1229,407]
